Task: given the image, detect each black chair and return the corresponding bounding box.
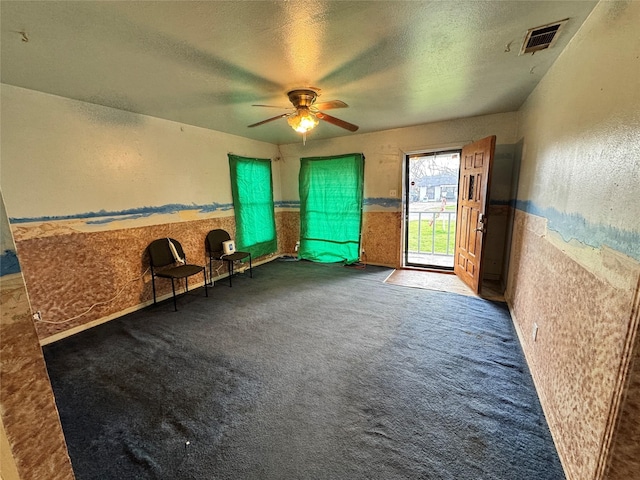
[147,238,208,311]
[205,229,252,287]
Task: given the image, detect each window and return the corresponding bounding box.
[299,153,364,264]
[228,154,277,258]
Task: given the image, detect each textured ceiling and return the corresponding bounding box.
[1,1,597,145]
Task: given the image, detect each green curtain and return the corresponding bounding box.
[299,153,364,263]
[228,154,277,258]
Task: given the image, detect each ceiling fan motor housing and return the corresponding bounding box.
[287,89,318,108]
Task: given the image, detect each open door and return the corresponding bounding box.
[454,135,496,294]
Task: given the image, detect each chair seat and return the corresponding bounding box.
[220,251,250,262]
[156,264,205,279]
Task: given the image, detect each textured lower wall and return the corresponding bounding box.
[361,211,402,268]
[1,275,76,479]
[276,210,299,255]
[605,282,640,480]
[506,209,640,480]
[14,216,242,340]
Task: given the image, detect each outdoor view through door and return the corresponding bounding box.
[405,150,461,269]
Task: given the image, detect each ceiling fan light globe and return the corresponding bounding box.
[298,114,319,132]
[287,109,319,134]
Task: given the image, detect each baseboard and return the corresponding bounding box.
[39,298,163,346]
[39,253,282,346]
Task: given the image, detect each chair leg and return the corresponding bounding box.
[151,273,157,304]
[203,270,209,297]
[228,260,233,287]
[209,256,214,286]
[249,254,253,278]
[171,279,177,311]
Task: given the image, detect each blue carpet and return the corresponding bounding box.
[44,260,564,479]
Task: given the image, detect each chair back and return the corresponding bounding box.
[148,238,185,268]
[206,229,231,256]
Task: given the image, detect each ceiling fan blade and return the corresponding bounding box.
[315,112,359,132]
[252,104,292,109]
[313,100,348,110]
[248,113,289,128]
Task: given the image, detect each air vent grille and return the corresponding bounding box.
[520,19,569,55]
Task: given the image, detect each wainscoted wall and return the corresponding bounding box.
[506,209,640,480]
[0,193,75,480]
[14,212,245,340]
[507,2,640,479]
[15,201,400,342]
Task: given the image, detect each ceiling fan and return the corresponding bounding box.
[248,88,359,140]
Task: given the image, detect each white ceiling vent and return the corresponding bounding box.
[520,19,569,55]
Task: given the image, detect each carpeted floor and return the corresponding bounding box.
[44,260,564,480]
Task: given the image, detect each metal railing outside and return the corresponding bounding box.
[407,211,456,257]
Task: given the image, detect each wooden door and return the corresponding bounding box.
[454,135,496,294]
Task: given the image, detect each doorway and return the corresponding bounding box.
[404,150,461,269]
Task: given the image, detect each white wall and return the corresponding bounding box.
[517,0,640,247]
[0,85,279,224]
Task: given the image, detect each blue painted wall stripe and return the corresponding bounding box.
[275,200,300,208]
[364,197,402,208]
[9,198,403,224]
[515,200,640,261]
[9,203,235,224]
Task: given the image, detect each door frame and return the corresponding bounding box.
[402,145,463,270]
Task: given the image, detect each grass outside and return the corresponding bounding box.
[408,217,456,255]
